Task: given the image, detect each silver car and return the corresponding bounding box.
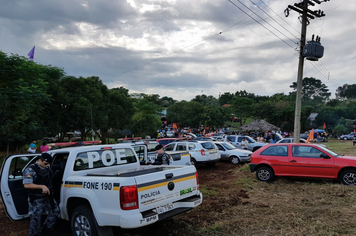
[339,132,356,140]
[214,141,252,164]
[276,138,326,148]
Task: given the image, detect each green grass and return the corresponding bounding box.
[324,139,356,156]
[199,187,219,197]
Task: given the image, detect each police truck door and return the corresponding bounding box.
[0,154,38,220]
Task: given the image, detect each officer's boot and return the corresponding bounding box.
[41,227,58,236]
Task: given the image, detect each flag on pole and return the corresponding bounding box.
[28,46,35,60]
[306,128,314,143]
[323,123,326,130]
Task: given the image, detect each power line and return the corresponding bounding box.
[250,0,300,41]
[115,1,287,78]
[229,0,297,49]
[259,0,301,35]
[308,60,342,91]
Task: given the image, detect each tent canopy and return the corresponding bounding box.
[310,129,325,133]
[240,119,280,131]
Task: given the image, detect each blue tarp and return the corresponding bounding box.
[309,129,325,133]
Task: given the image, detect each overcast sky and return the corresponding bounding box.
[0,0,353,101]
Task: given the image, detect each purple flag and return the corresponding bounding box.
[28,46,35,60]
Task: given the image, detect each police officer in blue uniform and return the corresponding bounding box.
[23,153,59,236]
[153,144,171,165]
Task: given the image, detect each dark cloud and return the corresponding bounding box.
[0,0,354,101]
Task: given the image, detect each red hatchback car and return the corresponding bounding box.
[250,143,356,185]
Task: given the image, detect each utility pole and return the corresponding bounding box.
[285,0,328,143]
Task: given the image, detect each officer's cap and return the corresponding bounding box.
[155,144,163,150]
[40,153,53,163]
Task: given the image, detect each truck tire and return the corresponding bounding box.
[191,158,198,167]
[71,206,98,236]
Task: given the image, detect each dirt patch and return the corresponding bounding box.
[2,156,356,236]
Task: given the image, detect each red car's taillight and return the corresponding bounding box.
[120,185,138,210]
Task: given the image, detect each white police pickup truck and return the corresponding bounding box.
[0,143,203,235]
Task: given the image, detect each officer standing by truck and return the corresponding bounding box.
[153,144,171,165]
[23,153,59,236]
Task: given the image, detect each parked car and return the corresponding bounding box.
[44,132,81,142]
[339,132,356,140]
[194,137,215,141]
[164,140,221,167]
[214,135,225,141]
[214,141,252,164]
[166,130,175,138]
[276,138,326,148]
[223,135,267,151]
[156,138,179,146]
[250,143,356,185]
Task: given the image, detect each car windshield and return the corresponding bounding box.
[246,137,256,143]
[201,142,216,150]
[316,145,339,157]
[221,142,236,150]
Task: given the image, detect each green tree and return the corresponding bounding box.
[131,99,161,137]
[160,96,177,107]
[0,52,64,151]
[200,105,226,128]
[191,94,219,106]
[58,76,108,141]
[336,84,356,99]
[230,97,255,126]
[167,101,204,128]
[314,106,347,131]
[290,77,331,104]
[104,88,134,142]
[218,92,235,106]
[334,123,347,136]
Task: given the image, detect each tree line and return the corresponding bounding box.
[1,51,356,152]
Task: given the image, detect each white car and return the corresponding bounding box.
[164,140,221,167]
[214,142,252,164]
[277,138,326,148]
[166,130,175,138]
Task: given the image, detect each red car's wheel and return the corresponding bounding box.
[256,166,274,182]
[340,170,356,185]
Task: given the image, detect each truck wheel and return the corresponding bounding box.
[340,170,356,185]
[71,206,98,236]
[256,166,274,182]
[230,156,240,165]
